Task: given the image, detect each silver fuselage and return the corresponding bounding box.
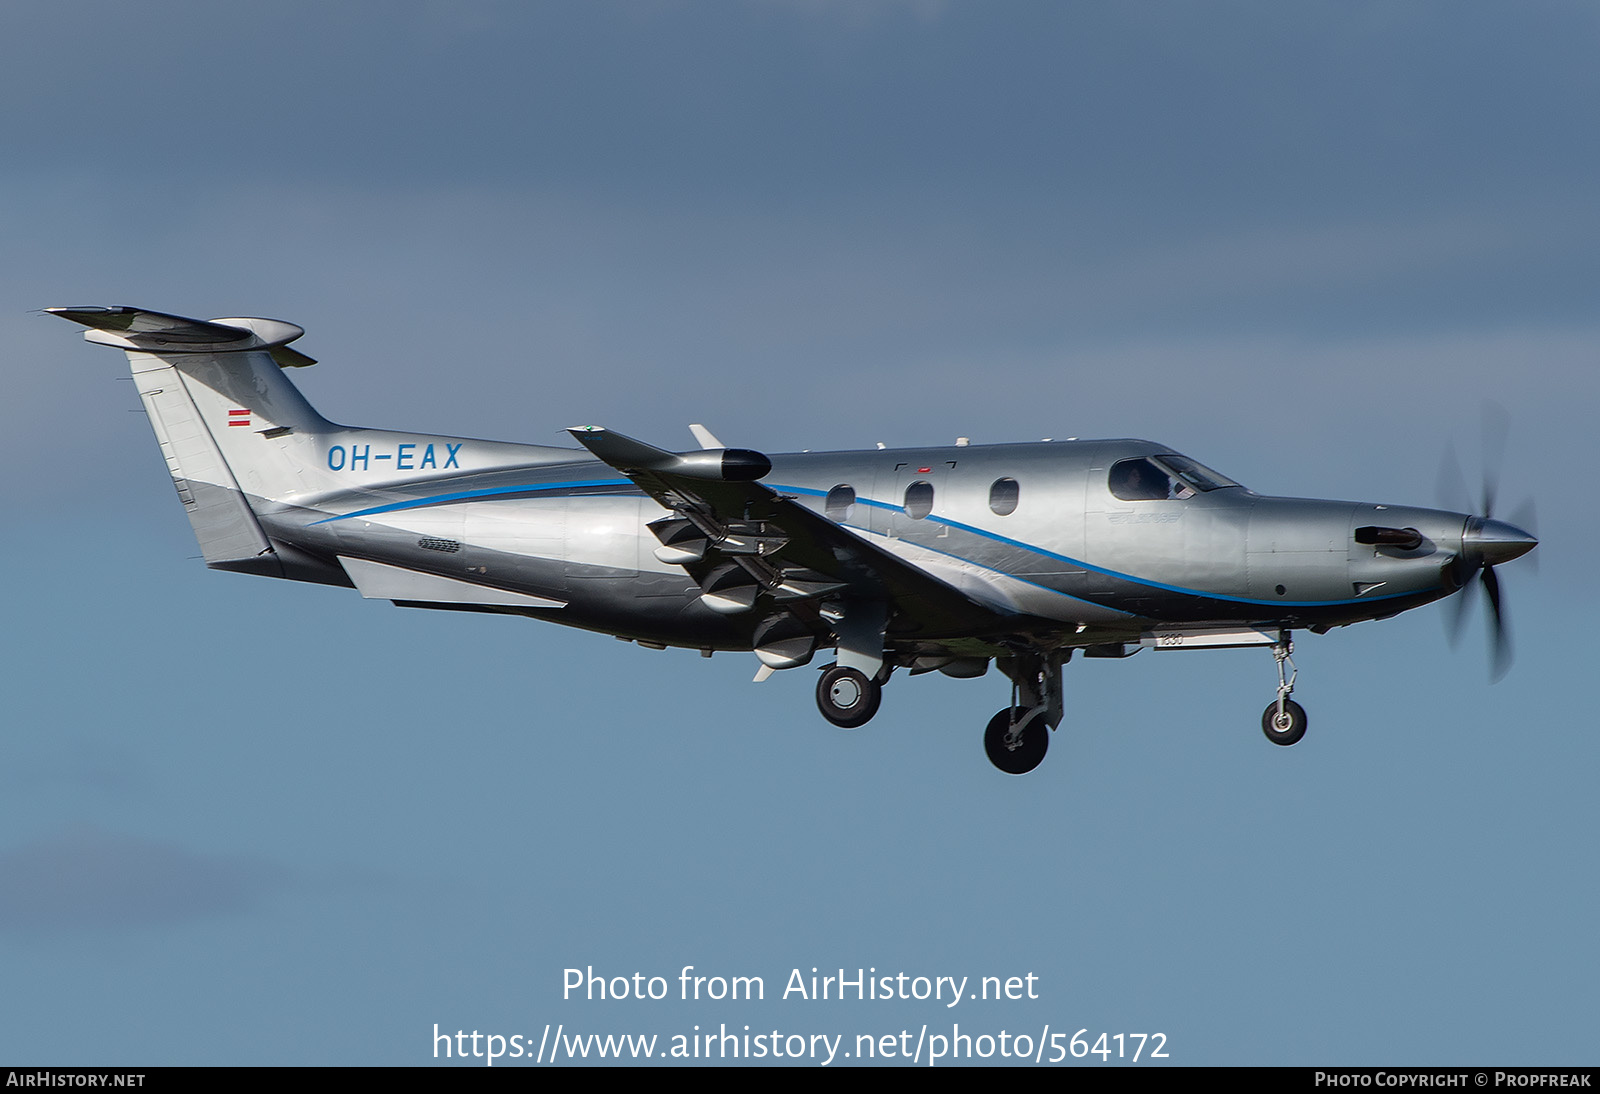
[50,305,1521,673]
[259,436,1466,656]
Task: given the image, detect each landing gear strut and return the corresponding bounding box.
[815,598,888,728]
[1261,632,1307,746]
[816,664,881,729]
[985,648,1066,774]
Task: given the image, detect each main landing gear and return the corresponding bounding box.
[812,645,1067,776]
[815,664,881,729]
[984,707,1049,775]
[984,649,1066,775]
[814,597,888,729]
[1261,633,1307,746]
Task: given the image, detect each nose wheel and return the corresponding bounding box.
[815,664,881,728]
[1261,698,1307,746]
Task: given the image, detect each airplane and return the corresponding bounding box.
[49,306,1539,774]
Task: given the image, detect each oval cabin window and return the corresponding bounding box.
[989,477,1019,516]
[825,484,856,522]
[903,481,934,520]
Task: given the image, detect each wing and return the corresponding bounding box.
[568,427,1022,670]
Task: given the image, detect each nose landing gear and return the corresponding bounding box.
[1261,633,1307,746]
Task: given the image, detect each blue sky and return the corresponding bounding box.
[3,1,1594,1066]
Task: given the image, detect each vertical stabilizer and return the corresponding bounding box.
[49,307,332,575]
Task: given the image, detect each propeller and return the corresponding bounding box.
[1437,405,1538,682]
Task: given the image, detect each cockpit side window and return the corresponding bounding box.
[1109,458,1180,501]
[1110,454,1245,501]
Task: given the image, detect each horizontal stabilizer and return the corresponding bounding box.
[338,557,567,609]
[47,306,311,360]
[269,344,318,368]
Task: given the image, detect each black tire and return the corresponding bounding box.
[1261,699,1308,746]
[984,707,1049,775]
[816,665,881,729]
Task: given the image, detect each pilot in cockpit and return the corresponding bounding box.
[1111,458,1167,501]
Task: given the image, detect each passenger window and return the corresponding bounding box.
[989,477,1019,516]
[903,481,934,520]
[825,484,856,522]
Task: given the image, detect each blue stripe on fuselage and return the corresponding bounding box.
[309,476,1414,612]
[308,478,635,525]
[768,483,1415,611]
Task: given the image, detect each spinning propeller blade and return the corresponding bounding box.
[1437,405,1536,683]
[1481,563,1510,684]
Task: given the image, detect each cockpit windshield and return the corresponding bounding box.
[1156,454,1241,492]
[1108,455,1244,501]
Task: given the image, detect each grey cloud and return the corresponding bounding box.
[0,827,289,933]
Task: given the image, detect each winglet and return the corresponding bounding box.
[689,424,724,449]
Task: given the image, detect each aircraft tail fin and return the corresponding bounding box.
[50,306,335,577]
[55,305,574,584]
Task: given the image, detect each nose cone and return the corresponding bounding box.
[1464,517,1538,566]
